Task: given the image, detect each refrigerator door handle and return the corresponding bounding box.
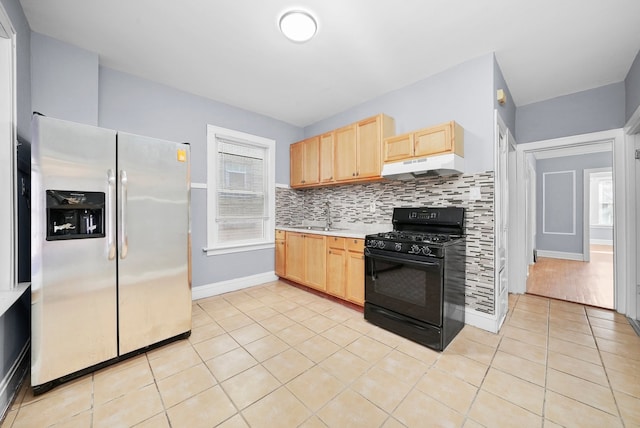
[120,170,128,259]
[107,169,116,260]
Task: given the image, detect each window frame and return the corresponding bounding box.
[205,125,275,256]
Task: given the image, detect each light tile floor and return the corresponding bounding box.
[3,280,640,427]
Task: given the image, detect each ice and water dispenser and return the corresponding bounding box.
[46,190,105,240]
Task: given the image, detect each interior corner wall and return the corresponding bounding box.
[515,82,626,144]
[535,151,613,255]
[625,49,640,122]
[303,53,496,175]
[97,67,303,287]
[493,55,516,133]
[30,32,99,126]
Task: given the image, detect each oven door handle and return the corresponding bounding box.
[364,248,441,268]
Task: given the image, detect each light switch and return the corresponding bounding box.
[469,187,481,200]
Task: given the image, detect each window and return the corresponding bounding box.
[589,171,613,227]
[206,125,275,255]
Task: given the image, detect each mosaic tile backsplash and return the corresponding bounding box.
[276,172,495,315]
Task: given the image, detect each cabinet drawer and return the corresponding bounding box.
[347,238,364,252]
[327,236,345,250]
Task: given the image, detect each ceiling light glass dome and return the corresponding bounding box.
[279,10,317,43]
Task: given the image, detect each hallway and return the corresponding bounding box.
[527,245,614,309]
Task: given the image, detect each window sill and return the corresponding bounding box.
[0,282,30,317]
[203,242,275,256]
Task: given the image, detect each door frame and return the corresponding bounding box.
[625,105,640,321]
[0,2,17,292]
[513,128,630,315]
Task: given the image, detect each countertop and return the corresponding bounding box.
[276,223,391,239]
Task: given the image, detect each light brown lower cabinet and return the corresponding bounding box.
[275,230,286,277]
[277,230,364,306]
[326,237,346,298]
[283,231,326,292]
[345,239,365,305]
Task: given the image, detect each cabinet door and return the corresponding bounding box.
[383,133,413,162]
[346,239,364,305]
[286,232,305,282]
[304,234,326,291]
[414,123,452,157]
[334,124,357,181]
[326,237,346,298]
[326,247,346,298]
[319,132,334,183]
[356,116,381,178]
[346,250,365,305]
[290,142,304,187]
[303,136,320,185]
[275,238,286,277]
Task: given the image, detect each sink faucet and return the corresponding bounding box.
[324,201,332,229]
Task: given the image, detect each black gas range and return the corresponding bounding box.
[364,207,466,351]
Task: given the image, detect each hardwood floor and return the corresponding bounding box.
[527,245,614,309]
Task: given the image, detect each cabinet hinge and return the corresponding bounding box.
[635,149,640,160]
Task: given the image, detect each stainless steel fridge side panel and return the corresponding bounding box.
[31,116,118,386]
[117,133,191,354]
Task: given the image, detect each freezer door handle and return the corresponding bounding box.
[107,169,116,260]
[120,170,128,259]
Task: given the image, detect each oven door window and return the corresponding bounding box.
[365,251,443,326]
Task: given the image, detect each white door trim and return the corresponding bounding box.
[0,2,17,292]
[514,129,627,315]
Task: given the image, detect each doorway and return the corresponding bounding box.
[512,129,628,312]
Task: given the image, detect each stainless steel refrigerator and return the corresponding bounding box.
[31,115,191,392]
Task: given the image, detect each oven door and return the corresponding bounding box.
[365,248,443,326]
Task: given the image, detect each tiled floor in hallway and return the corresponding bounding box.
[3,280,640,427]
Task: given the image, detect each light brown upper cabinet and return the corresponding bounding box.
[319,132,334,183]
[335,114,396,183]
[290,136,320,187]
[383,121,464,163]
[334,124,357,181]
[290,113,395,188]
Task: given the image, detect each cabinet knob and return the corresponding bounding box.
[352,173,356,176]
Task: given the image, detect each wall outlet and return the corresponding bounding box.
[369,202,376,213]
[469,186,481,201]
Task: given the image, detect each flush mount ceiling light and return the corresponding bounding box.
[279,10,317,43]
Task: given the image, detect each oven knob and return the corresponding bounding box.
[395,243,402,251]
[377,241,386,249]
[409,244,420,254]
[421,246,433,255]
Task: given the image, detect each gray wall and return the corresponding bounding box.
[516,82,626,144]
[304,54,496,174]
[625,49,640,122]
[0,0,31,417]
[536,152,612,254]
[31,32,99,125]
[98,67,303,286]
[493,56,516,134]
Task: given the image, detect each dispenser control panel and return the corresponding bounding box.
[46,190,105,240]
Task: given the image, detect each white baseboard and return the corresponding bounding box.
[590,239,613,246]
[465,308,501,333]
[0,340,29,422]
[192,272,279,300]
[536,250,584,261]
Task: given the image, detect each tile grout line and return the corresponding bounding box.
[585,308,626,426]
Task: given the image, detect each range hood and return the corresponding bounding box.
[381,153,464,180]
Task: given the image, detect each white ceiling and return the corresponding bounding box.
[19,0,640,127]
